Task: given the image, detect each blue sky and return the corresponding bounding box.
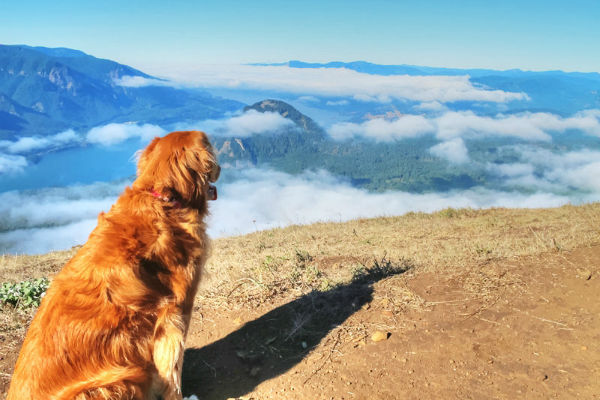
[1,0,599,73]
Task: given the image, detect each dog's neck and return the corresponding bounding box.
[149,189,182,209]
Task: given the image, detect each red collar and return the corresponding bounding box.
[150,189,181,208]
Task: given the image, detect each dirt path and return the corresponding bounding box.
[1,245,598,399]
[181,246,600,400]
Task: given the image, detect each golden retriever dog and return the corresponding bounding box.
[7,131,220,400]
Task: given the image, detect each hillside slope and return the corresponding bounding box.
[0,45,242,138]
[1,204,599,399]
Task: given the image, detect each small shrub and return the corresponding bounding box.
[0,277,50,308]
[351,256,412,284]
[438,207,460,218]
[295,249,313,267]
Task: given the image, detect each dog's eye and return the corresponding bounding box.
[209,165,220,182]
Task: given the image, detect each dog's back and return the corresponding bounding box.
[8,196,162,399]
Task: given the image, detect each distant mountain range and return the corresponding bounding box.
[256,60,600,115]
[2,46,600,194]
[0,45,241,139]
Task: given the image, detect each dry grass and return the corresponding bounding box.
[1,203,599,323]
[0,247,79,283]
[196,203,600,306]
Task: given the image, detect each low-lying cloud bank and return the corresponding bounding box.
[328,110,600,142]
[329,109,600,165]
[0,130,81,153]
[0,154,28,174]
[175,110,295,138]
[0,182,127,254]
[489,147,600,193]
[0,130,82,173]
[86,123,166,146]
[429,138,469,164]
[116,65,527,104]
[1,167,597,254]
[0,111,294,176]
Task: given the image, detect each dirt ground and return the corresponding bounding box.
[176,245,600,400]
[1,211,599,399]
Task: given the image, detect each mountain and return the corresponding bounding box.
[244,99,326,141]
[212,100,488,192]
[213,99,326,166]
[0,45,242,139]
[281,60,600,80]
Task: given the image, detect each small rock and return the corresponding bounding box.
[233,317,243,326]
[371,331,390,342]
[249,366,261,377]
[577,269,592,280]
[381,310,394,318]
[581,345,588,351]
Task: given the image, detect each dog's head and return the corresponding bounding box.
[135,131,220,208]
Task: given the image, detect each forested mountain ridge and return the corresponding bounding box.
[0,45,241,138]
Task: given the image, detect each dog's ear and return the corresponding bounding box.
[165,141,216,204]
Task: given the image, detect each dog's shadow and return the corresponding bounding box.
[182,261,410,400]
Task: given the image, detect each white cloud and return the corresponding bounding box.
[486,162,535,178]
[414,101,447,112]
[0,129,81,154]
[3,167,597,254]
[488,147,600,193]
[434,111,599,141]
[113,75,168,87]
[326,100,350,106]
[327,110,600,142]
[221,110,294,136]
[298,96,320,103]
[0,182,125,254]
[207,168,590,238]
[429,138,470,164]
[181,110,295,138]
[0,153,27,174]
[86,123,166,146]
[555,162,600,192]
[328,115,434,141]
[0,219,100,255]
[117,65,528,104]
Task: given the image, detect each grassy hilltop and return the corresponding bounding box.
[1,204,600,398]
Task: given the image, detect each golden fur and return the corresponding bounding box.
[7,131,220,400]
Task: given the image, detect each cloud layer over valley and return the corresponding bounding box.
[1,164,598,254]
[0,111,295,176]
[328,110,600,143]
[175,110,295,137]
[117,65,528,104]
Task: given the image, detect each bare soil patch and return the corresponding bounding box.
[179,245,600,400]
